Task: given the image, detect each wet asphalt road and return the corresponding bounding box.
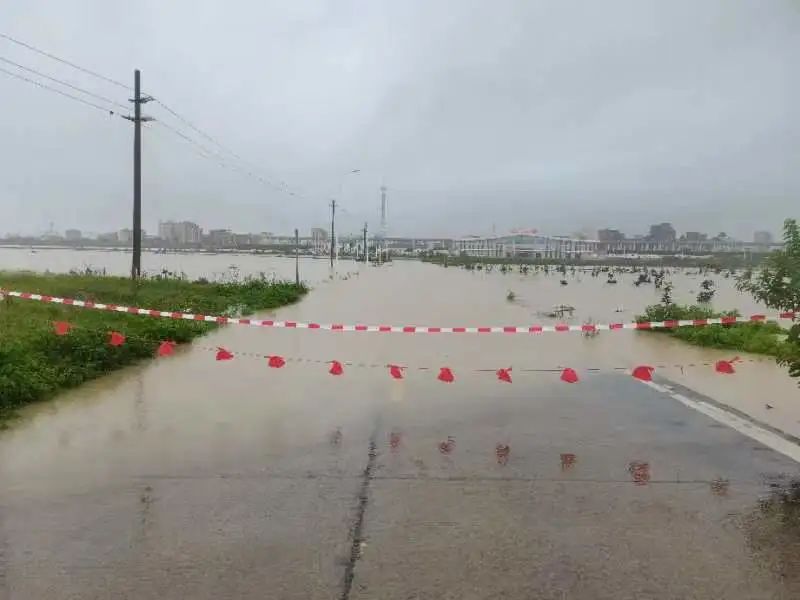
[2,373,800,599]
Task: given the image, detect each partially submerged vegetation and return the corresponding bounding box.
[0,271,307,422]
[422,252,768,270]
[737,219,800,383]
[637,303,786,357]
[636,219,799,384]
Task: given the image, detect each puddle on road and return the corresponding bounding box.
[738,476,800,583]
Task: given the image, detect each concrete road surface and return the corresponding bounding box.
[2,373,800,599]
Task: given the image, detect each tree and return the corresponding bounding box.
[660,282,674,306]
[737,218,800,383]
[697,279,715,303]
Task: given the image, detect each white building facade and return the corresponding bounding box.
[458,233,600,258]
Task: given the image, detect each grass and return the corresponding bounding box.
[636,303,787,356]
[0,271,307,421]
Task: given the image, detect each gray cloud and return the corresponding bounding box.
[1,0,797,240]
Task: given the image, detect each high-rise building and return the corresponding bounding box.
[683,232,707,242]
[207,229,235,247]
[311,227,328,253]
[158,221,202,244]
[648,222,676,242]
[753,231,773,245]
[597,228,625,242]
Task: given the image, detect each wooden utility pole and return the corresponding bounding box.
[294,228,300,285]
[363,222,368,262]
[123,70,153,279]
[329,199,336,268]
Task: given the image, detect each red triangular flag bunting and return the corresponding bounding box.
[715,360,735,374]
[268,355,286,368]
[108,331,126,347]
[560,368,579,383]
[216,347,234,361]
[388,364,404,379]
[438,367,455,383]
[53,321,71,336]
[497,367,512,383]
[157,341,175,357]
[329,360,344,375]
[631,365,655,381]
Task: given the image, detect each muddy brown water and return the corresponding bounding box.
[1,247,796,437]
[1,249,799,598]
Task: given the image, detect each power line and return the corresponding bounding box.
[0,56,129,111]
[151,120,306,197]
[0,66,126,116]
[149,97,295,195]
[0,32,310,202]
[152,120,287,189]
[151,98,245,162]
[0,32,130,91]
[146,121,294,225]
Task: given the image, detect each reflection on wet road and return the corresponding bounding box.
[1,259,799,598]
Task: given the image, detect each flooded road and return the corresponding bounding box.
[2,252,800,598]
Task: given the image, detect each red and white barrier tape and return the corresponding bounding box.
[2,289,796,334]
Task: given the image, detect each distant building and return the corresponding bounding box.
[458,233,598,258]
[117,229,133,243]
[206,229,235,247]
[597,228,625,242]
[233,233,255,247]
[753,231,773,245]
[682,231,707,242]
[648,223,676,243]
[254,232,275,245]
[158,221,202,244]
[311,227,328,253]
[64,229,82,241]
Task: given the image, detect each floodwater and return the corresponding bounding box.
[1,248,800,598]
[1,246,796,436]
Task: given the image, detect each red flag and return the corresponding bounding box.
[108,331,126,347]
[631,365,655,381]
[715,360,735,374]
[389,430,403,449]
[268,355,285,368]
[496,367,512,383]
[329,360,344,375]
[389,364,404,379]
[53,321,71,336]
[438,367,455,383]
[216,347,234,361]
[157,340,175,357]
[495,443,511,465]
[560,368,579,383]
[439,436,455,454]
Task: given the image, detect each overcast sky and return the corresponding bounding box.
[1,0,797,239]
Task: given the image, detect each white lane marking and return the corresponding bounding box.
[640,380,800,464]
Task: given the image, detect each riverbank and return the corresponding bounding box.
[0,271,307,422]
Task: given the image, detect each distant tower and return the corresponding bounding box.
[380,185,388,237]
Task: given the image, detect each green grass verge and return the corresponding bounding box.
[636,303,787,356]
[0,271,307,421]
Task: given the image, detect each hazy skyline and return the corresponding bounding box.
[1,1,797,239]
